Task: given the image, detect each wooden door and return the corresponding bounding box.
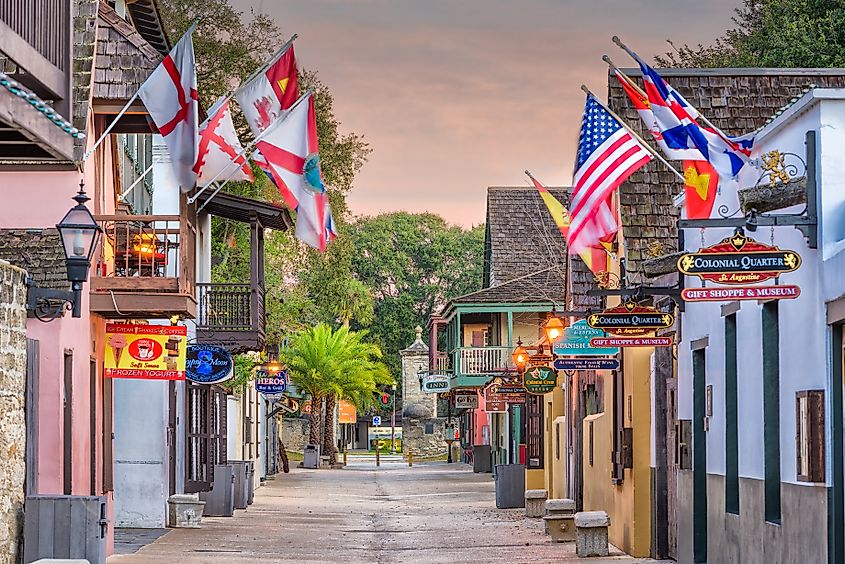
[666,377,679,559]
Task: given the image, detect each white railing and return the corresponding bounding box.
[457,347,512,375]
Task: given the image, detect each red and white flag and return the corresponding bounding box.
[138,28,198,191]
[236,44,298,137]
[254,92,336,251]
[193,97,253,186]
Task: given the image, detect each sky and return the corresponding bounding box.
[233,0,741,227]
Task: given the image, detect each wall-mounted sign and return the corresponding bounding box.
[553,358,620,371]
[553,319,619,356]
[484,381,526,404]
[255,370,287,396]
[523,366,557,395]
[185,345,233,384]
[105,323,187,380]
[587,301,674,336]
[422,373,451,394]
[454,391,479,409]
[484,396,507,413]
[590,337,673,348]
[338,400,357,424]
[681,285,800,302]
[678,232,801,285]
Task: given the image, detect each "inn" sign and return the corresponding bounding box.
[677,232,801,285]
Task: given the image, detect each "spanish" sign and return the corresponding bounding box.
[678,232,801,285]
[553,319,619,356]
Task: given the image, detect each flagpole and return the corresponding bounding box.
[234,34,298,96]
[580,84,686,184]
[190,89,314,208]
[119,162,155,202]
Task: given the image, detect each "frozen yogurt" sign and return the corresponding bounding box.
[105,323,187,380]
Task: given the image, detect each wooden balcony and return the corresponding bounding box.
[195,283,266,354]
[89,214,197,318]
[456,346,513,375]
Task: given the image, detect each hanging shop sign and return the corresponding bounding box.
[185,345,233,384]
[422,373,451,394]
[523,366,557,394]
[105,323,187,380]
[454,390,479,409]
[681,285,800,302]
[590,337,673,348]
[587,301,674,337]
[338,400,357,424]
[272,396,300,414]
[484,397,507,413]
[553,358,620,371]
[255,369,287,396]
[485,382,526,404]
[677,232,801,285]
[553,319,619,356]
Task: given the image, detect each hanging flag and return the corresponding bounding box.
[683,160,718,219]
[254,92,335,251]
[527,171,608,275]
[194,97,254,186]
[236,44,299,137]
[623,52,754,179]
[569,95,652,256]
[137,28,198,191]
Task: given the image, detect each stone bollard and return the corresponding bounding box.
[543,498,576,540]
[575,511,610,557]
[524,489,548,518]
[167,494,206,528]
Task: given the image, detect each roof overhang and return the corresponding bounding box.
[196,190,293,231]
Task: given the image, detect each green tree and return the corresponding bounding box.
[659,0,845,68]
[347,212,486,381]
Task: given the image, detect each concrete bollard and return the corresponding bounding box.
[575,511,610,557]
[524,489,548,518]
[408,450,413,467]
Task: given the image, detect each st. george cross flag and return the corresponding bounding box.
[569,95,652,256]
[526,171,608,275]
[625,54,754,179]
[254,92,336,251]
[236,44,298,137]
[194,97,253,186]
[138,29,198,191]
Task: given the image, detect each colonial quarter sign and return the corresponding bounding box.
[587,300,674,337]
[677,232,801,285]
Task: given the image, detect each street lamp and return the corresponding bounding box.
[390,383,397,454]
[544,309,565,344]
[512,338,529,372]
[27,182,101,321]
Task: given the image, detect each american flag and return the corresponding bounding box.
[568,95,652,255]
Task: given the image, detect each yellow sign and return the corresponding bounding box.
[338,400,357,424]
[105,323,187,380]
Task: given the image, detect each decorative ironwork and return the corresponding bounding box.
[26,282,75,322]
[756,150,805,188]
[593,270,621,289]
[644,241,665,259]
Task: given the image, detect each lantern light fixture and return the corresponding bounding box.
[512,338,529,372]
[544,308,565,343]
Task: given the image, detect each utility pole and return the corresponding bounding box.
[391,383,397,454]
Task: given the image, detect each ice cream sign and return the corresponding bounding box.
[105,323,187,380]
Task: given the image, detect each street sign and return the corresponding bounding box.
[590,337,674,348]
[372,415,382,426]
[523,366,557,395]
[422,373,451,394]
[454,391,479,409]
[553,358,620,371]
[553,319,619,356]
[185,345,233,384]
[338,400,357,424]
[678,232,801,285]
[587,300,674,337]
[255,370,287,396]
[681,284,800,302]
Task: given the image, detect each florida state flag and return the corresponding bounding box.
[236,45,298,137]
[683,160,719,219]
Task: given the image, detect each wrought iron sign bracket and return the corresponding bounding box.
[677,131,819,249]
[586,285,683,312]
[26,276,80,321]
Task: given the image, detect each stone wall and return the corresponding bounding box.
[402,418,446,458]
[0,261,27,561]
[281,417,310,453]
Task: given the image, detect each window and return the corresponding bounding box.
[63,350,73,495]
[525,394,544,469]
[725,314,739,514]
[425,423,434,435]
[796,390,825,482]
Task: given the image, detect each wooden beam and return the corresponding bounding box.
[0,89,74,160]
[0,20,68,100]
[89,291,197,319]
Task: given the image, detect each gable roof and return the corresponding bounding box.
[125,0,170,56]
[607,68,845,282]
[451,265,565,306]
[483,185,569,288]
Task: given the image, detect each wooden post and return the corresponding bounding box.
[343,450,347,466]
[408,450,413,467]
[376,448,380,467]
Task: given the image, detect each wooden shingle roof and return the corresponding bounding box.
[0,229,68,289]
[452,266,565,306]
[606,68,845,281]
[94,2,162,101]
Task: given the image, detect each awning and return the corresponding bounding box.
[195,190,293,231]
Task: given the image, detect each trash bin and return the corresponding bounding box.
[200,464,235,517]
[473,445,492,473]
[228,461,248,509]
[245,461,255,505]
[494,463,525,508]
[304,444,321,469]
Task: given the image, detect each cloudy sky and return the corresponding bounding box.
[234,0,740,227]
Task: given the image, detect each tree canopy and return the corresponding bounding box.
[659,0,845,68]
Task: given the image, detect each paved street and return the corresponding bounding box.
[109,460,664,563]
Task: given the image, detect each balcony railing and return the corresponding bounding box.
[432,352,450,374]
[196,283,266,353]
[455,346,512,375]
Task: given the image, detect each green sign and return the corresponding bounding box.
[553,319,619,356]
[523,366,557,395]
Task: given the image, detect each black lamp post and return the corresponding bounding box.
[27,182,101,321]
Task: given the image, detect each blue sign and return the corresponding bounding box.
[553,319,620,356]
[185,345,233,384]
[554,358,620,371]
[255,370,287,396]
[372,415,382,426]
